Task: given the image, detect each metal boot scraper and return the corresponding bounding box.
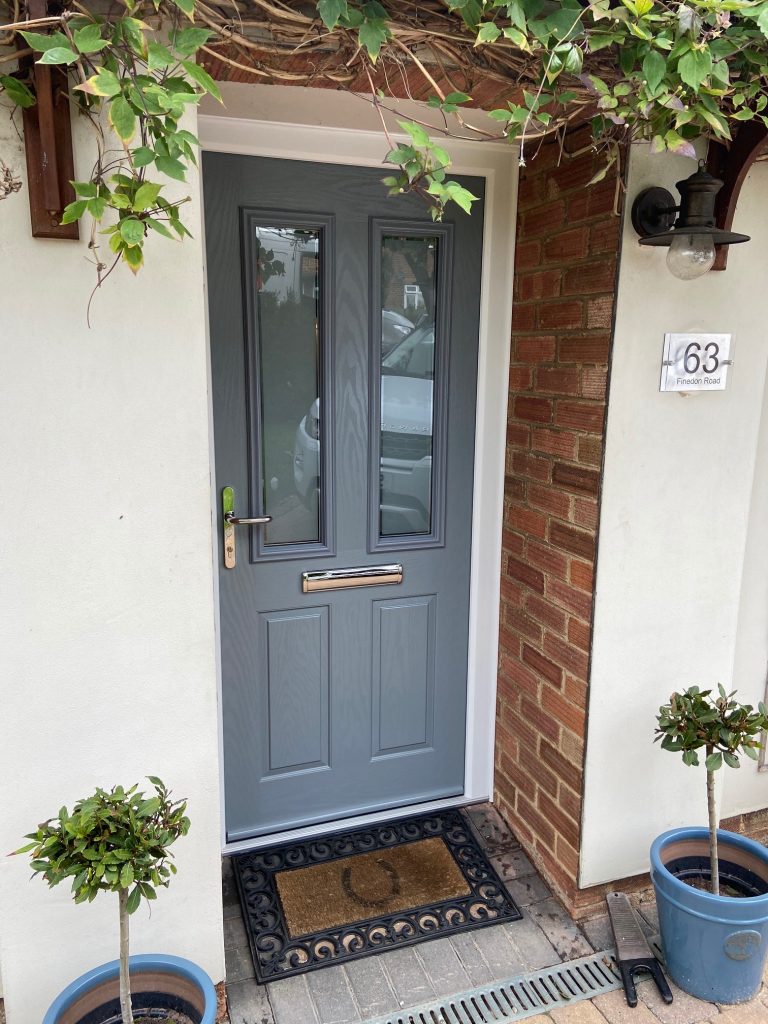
[606,892,673,1007]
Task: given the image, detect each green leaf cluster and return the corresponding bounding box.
[655,685,768,771]
[13,778,190,913]
[8,10,219,274]
[382,120,478,219]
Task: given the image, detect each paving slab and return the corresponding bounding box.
[638,977,716,1024]
[449,931,496,986]
[527,898,593,961]
[225,914,250,951]
[414,935,473,998]
[505,912,562,970]
[381,945,435,1007]
[470,923,526,979]
[226,943,257,985]
[306,964,361,1024]
[464,803,521,853]
[345,956,400,1018]
[490,847,537,881]
[716,1003,768,1024]
[592,987,667,1024]
[503,873,553,908]
[226,979,275,1024]
[550,1001,609,1024]
[268,975,320,1024]
[582,914,613,953]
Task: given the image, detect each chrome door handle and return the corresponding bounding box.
[221,486,271,569]
[224,512,272,526]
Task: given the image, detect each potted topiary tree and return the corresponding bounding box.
[14,777,217,1024]
[652,686,768,1004]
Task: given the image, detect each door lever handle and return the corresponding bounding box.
[221,486,271,569]
[224,512,272,526]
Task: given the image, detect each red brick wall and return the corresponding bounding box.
[494,128,624,912]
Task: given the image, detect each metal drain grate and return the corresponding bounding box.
[362,950,624,1024]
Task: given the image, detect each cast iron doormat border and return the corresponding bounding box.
[232,808,522,982]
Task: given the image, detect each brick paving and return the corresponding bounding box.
[221,804,768,1024]
[0,803,761,1024]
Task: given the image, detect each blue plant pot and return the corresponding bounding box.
[651,827,768,1004]
[42,953,218,1024]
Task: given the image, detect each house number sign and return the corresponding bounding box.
[660,333,733,393]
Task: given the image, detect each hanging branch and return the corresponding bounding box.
[0,0,766,280]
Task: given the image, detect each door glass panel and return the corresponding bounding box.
[379,235,439,537]
[251,226,322,546]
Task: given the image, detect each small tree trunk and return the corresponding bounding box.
[119,888,134,1024]
[706,760,720,897]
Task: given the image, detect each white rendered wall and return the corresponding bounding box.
[0,109,224,1020]
[581,144,768,887]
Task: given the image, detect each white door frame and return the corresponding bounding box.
[199,91,518,854]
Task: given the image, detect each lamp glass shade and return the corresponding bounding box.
[665,232,716,280]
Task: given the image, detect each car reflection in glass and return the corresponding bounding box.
[293,316,435,536]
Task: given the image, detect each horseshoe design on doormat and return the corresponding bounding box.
[341,857,401,908]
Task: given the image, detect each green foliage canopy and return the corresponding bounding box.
[15,778,190,915]
[1,0,767,270]
[655,685,768,771]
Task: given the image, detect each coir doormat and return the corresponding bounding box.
[232,809,522,982]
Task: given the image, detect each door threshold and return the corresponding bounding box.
[222,794,487,855]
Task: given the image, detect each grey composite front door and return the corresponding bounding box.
[205,152,484,843]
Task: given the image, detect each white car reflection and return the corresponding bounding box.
[293,321,434,535]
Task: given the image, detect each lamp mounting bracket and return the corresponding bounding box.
[631,187,677,238]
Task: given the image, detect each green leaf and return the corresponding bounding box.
[173,28,212,55]
[87,197,107,219]
[74,25,110,54]
[155,155,187,181]
[678,48,712,91]
[37,48,79,66]
[756,3,768,38]
[358,19,389,61]
[120,863,135,888]
[170,0,196,19]
[665,130,697,159]
[126,884,142,913]
[146,218,176,239]
[446,181,478,214]
[0,75,36,109]
[147,42,177,71]
[79,69,122,98]
[120,217,145,247]
[398,120,431,147]
[109,96,136,143]
[642,50,666,92]
[705,752,723,771]
[476,22,502,44]
[133,182,163,211]
[317,0,348,30]
[132,147,156,168]
[19,31,69,53]
[180,60,222,102]
[723,751,740,769]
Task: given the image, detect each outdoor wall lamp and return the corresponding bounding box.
[631,162,750,280]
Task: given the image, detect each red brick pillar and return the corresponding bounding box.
[494,128,624,912]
